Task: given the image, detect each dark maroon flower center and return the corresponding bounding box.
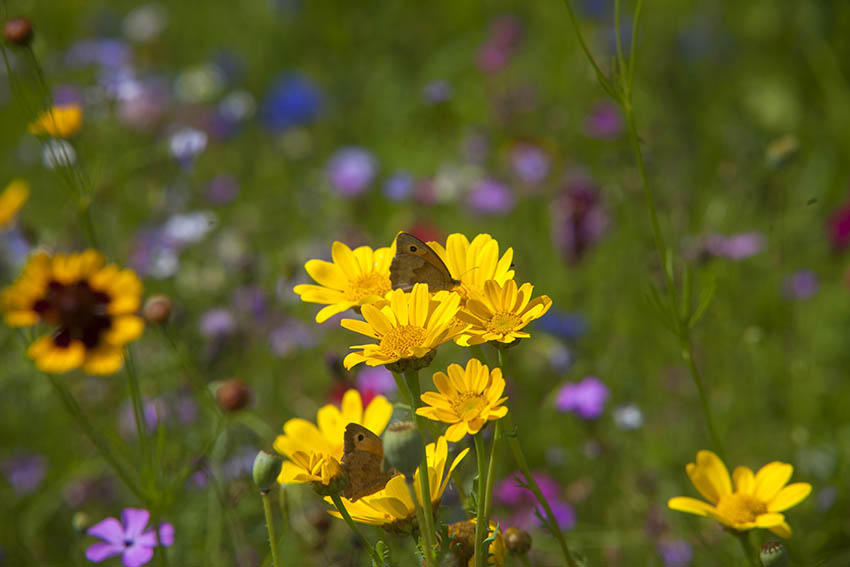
[32,280,112,348]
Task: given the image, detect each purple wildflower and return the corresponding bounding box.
[583,102,623,139]
[206,174,240,205]
[555,376,609,419]
[383,172,414,201]
[327,147,377,197]
[1,453,46,495]
[168,127,208,166]
[552,177,609,264]
[269,320,315,357]
[260,74,322,132]
[495,472,575,531]
[356,366,396,396]
[704,232,765,260]
[422,80,452,104]
[656,539,693,567]
[509,143,550,186]
[199,308,237,338]
[783,269,819,300]
[466,178,515,215]
[86,508,173,567]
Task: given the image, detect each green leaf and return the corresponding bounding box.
[688,277,717,328]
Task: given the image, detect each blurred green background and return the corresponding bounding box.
[2,0,850,565]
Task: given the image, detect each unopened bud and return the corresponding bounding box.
[252,450,282,493]
[382,421,423,478]
[142,294,172,324]
[446,520,476,566]
[216,378,252,412]
[3,18,33,46]
[504,527,532,555]
[760,541,788,567]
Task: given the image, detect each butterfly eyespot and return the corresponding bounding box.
[357,434,364,441]
[409,245,417,252]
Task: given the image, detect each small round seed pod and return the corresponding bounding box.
[216,378,252,412]
[504,527,532,556]
[3,18,33,46]
[142,294,172,324]
[252,450,282,493]
[382,421,423,478]
[760,541,788,567]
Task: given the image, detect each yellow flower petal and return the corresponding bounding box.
[362,395,393,435]
[753,462,793,502]
[82,345,125,375]
[667,496,715,517]
[732,466,755,494]
[687,450,732,504]
[768,522,792,538]
[767,483,811,512]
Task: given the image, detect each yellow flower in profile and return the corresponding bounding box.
[28,103,83,138]
[279,451,344,486]
[456,279,552,346]
[293,241,393,323]
[328,436,469,532]
[0,179,29,228]
[427,233,514,303]
[274,389,393,483]
[2,250,144,375]
[416,359,508,442]
[668,450,812,538]
[340,283,461,370]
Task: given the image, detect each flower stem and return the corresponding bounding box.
[502,415,578,567]
[45,373,148,503]
[735,531,760,567]
[261,490,280,567]
[473,432,489,567]
[403,369,436,567]
[483,420,501,526]
[330,493,383,566]
[124,347,153,480]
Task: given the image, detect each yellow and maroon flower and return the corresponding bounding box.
[2,250,144,375]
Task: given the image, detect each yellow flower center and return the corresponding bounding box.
[487,312,521,334]
[451,392,488,420]
[715,492,767,525]
[378,325,427,358]
[346,272,391,302]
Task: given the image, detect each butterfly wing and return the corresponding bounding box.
[341,423,395,501]
[390,233,459,292]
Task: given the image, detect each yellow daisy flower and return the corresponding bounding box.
[427,233,514,303]
[668,450,812,538]
[2,250,144,375]
[293,241,394,323]
[456,279,552,346]
[274,388,393,483]
[279,451,345,486]
[0,179,29,228]
[340,283,461,371]
[416,359,508,442]
[28,103,83,138]
[328,436,469,532]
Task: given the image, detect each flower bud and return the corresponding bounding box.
[760,541,788,567]
[446,519,476,565]
[142,294,172,324]
[504,527,532,555]
[382,421,423,478]
[252,450,282,493]
[3,18,33,46]
[216,378,252,412]
[71,511,90,533]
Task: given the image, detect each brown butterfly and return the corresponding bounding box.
[340,423,398,501]
[390,232,460,292]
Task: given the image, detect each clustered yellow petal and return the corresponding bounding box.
[327,436,469,531]
[274,389,393,484]
[28,103,83,138]
[340,283,461,370]
[668,450,812,538]
[293,241,393,323]
[279,451,344,486]
[0,179,29,228]
[457,279,552,346]
[417,359,508,442]
[1,250,144,375]
[427,233,514,304]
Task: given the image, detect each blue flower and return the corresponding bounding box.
[260,74,322,132]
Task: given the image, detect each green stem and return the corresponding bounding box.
[262,490,280,567]
[735,531,760,567]
[403,369,436,567]
[559,0,615,96]
[473,432,489,567]
[45,373,148,503]
[483,420,501,526]
[124,348,152,478]
[330,493,383,566]
[503,414,578,567]
[406,480,430,564]
[681,335,725,459]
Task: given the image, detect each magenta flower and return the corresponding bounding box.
[86,508,174,567]
[495,471,575,531]
[555,376,609,419]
